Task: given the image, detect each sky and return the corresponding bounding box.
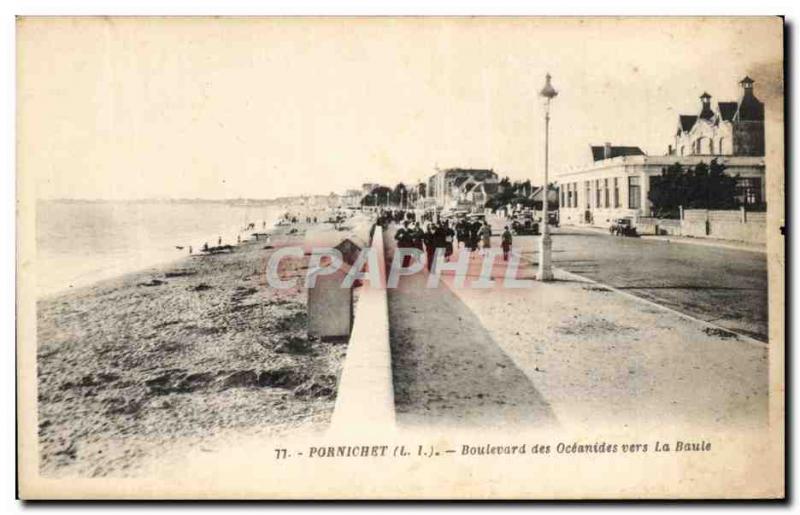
[18,17,783,200]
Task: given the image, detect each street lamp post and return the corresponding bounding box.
[538,73,558,282]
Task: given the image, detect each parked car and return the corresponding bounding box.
[511,215,540,235]
[610,217,638,237]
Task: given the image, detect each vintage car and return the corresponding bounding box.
[609,217,638,237]
[511,215,539,235]
[466,213,487,224]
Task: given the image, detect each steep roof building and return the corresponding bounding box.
[673,77,765,157]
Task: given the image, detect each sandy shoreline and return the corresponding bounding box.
[36,222,348,477]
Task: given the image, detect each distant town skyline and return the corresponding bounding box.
[19,17,782,200]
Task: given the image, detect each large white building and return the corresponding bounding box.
[427,168,499,210]
[556,76,766,227]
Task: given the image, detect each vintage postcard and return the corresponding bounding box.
[16,16,785,499]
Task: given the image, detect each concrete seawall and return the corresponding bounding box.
[329,224,395,433]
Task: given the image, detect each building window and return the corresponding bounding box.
[613,178,620,208]
[585,181,590,208]
[628,176,641,210]
[680,145,685,156]
[573,182,578,207]
[561,187,565,208]
[603,179,610,208]
[719,137,726,155]
[710,139,715,154]
[595,180,601,207]
[735,177,762,206]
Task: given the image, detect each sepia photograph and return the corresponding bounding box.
[15,15,785,499]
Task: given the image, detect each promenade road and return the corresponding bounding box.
[491,220,768,342]
[384,221,767,431]
[383,227,558,429]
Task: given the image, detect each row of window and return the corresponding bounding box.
[560,177,641,210]
[680,136,731,156]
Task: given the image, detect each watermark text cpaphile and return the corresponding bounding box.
[265,246,536,289]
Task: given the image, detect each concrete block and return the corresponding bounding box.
[307,268,352,340]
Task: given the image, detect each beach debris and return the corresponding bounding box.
[54,441,78,460]
[60,372,119,390]
[258,367,308,389]
[273,311,307,331]
[164,269,197,278]
[275,335,313,355]
[199,244,235,255]
[190,283,212,291]
[231,286,257,302]
[221,370,259,389]
[293,374,337,399]
[138,278,166,287]
[152,399,173,410]
[145,370,215,395]
[104,396,144,416]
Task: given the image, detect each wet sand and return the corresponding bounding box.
[36,223,347,477]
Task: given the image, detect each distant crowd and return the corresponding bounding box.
[372,209,513,270]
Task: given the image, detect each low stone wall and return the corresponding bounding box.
[638,218,682,236]
[635,209,766,244]
[329,225,395,433]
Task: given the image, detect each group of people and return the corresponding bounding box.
[393,219,455,271]
[392,216,514,270]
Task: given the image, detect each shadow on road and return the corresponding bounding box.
[383,228,558,429]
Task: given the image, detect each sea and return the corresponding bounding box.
[35,200,284,298]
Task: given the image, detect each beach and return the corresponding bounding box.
[36,222,348,477]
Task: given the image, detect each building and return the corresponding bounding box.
[427,168,499,210]
[529,185,559,211]
[672,76,765,158]
[340,189,363,208]
[361,183,380,196]
[556,76,766,227]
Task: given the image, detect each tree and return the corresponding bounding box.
[391,183,408,206]
[648,159,739,218]
[360,186,392,207]
[485,179,539,211]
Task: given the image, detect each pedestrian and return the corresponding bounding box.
[423,224,437,271]
[412,222,424,252]
[434,222,448,264]
[501,226,513,262]
[218,236,222,246]
[189,245,193,255]
[395,221,413,267]
[480,222,492,255]
[469,220,481,253]
[456,218,466,249]
[443,220,455,260]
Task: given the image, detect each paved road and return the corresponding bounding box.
[502,223,768,342]
[383,227,558,429]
